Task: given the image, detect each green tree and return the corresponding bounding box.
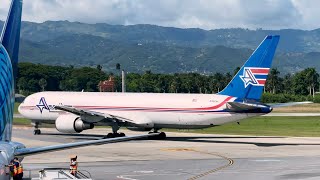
[233,67,240,76]
[266,68,280,94]
[292,71,309,95]
[170,75,181,93]
[282,73,293,94]
[17,77,28,94]
[213,73,224,92]
[38,78,47,91]
[305,68,319,97]
[97,64,102,71]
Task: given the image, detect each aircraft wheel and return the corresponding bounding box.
[158,132,166,140]
[119,132,126,137]
[106,133,114,138]
[148,132,166,140]
[33,129,41,135]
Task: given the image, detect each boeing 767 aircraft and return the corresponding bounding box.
[19,34,283,139]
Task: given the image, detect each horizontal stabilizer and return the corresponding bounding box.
[226,102,272,113]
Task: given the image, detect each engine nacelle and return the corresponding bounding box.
[127,127,153,132]
[55,114,94,133]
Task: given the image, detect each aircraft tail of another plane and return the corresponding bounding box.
[218,35,280,102]
[0,0,23,141]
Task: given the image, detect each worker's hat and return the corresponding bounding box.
[69,155,77,159]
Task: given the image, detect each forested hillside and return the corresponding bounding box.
[2,21,320,74]
[17,63,319,103]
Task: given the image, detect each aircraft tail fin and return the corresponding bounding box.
[218,35,280,102]
[1,0,22,80]
[0,0,23,141]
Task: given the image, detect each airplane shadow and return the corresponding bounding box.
[39,132,320,147]
[165,136,320,147]
[40,132,106,138]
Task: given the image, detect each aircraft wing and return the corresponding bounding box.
[14,133,158,157]
[54,105,135,123]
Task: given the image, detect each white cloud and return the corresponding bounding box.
[0,0,318,30]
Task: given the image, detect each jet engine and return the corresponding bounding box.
[55,114,94,133]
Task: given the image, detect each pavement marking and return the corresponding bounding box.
[251,159,282,162]
[161,148,195,152]
[133,171,154,173]
[161,148,234,180]
[116,175,138,180]
[187,150,234,180]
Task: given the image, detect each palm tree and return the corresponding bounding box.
[39,78,47,91]
[305,68,319,97]
[268,68,280,94]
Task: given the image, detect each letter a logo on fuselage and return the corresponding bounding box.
[239,67,269,88]
[36,97,50,113]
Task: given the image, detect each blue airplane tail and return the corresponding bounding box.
[0,0,22,141]
[218,35,280,102]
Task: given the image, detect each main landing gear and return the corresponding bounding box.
[106,132,126,138]
[33,122,41,135]
[104,123,126,138]
[148,130,166,140]
[104,123,166,140]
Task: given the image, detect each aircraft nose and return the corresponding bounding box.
[17,103,26,116]
[18,103,22,114]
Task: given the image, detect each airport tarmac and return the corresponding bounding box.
[12,127,320,180]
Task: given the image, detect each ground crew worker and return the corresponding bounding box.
[69,155,78,176]
[11,157,23,180]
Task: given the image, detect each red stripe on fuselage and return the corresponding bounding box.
[26,96,234,112]
[75,96,233,111]
[193,96,233,110]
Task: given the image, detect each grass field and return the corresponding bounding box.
[12,116,320,137]
[273,103,320,113]
[14,102,20,114]
[166,116,320,137]
[13,118,31,126]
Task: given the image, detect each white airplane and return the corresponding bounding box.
[0,1,158,179]
[19,33,284,139]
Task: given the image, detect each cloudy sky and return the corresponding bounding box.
[0,0,318,30]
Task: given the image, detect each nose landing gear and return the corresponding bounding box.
[33,122,41,135]
[34,129,41,135]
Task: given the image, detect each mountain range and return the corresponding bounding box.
[1,20,320,74]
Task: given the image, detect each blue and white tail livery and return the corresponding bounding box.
[0,0,22,141]
[0,45,14,141]
[219,35,280,101]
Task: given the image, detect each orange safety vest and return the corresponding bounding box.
[70,161,78,174]
[13,162,23,176]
